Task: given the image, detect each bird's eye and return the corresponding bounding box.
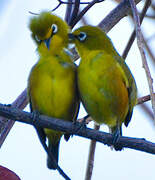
[35,35,41,43]
[51,24,58,34]
[78,32,87,41]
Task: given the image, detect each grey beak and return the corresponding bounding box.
[44,37,51,50]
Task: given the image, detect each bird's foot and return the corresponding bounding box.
[112,128,123,151]
[32,110,40,126]
[72,116,87,134]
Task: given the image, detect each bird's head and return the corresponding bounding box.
[69,25,117,56]
[29,11,70,52]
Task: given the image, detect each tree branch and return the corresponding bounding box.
[98,0,141,33]
[122,0,151,59]
[65,0,73,24]
[0,89,28,148]
[85,124,100,180]
[70,0,99,28]
[129,0,155,121]
[69,0,80,26]
[0,103,155,154]
[137,93,155,105]
[143,34,155,66]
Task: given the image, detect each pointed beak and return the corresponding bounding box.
[68,33,75,41]
[44,37,51,50]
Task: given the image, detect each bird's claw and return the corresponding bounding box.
[112,128,123,151]
[72,119,87,134]
[32,110,40,125]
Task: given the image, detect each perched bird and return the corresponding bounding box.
[28,12,79,169]
[69,25,137,150]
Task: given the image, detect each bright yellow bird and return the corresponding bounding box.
[69,25,137,150]
[28,12,79,169]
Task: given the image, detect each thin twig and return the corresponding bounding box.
[53,0,104,12]
[121,0,154,124]
[40,137,71,180]
[38,134,71,180]
[0,89,28,148]
[28,11,39,15]
[129,0,155,121]
[140,103,154,120]
[52,0,62,11]
[137,93,155,105]
[70,0,99,28]
[65,0,73,24]
[0,104,155,154]
[85,124,100,180]
[69,0,80,26]
[143,35,155,65]
[80,8,90,25]
[141,14,155,19]
[138,94,154,123]
[122,0,151,59]
[150,2,155,11]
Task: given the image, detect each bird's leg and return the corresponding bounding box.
[32,110,40,124]
[112,127,120,144]
[64,114,89,141]
[111,121,123,151]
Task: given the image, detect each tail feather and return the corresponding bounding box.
[47,141,60,170]
[124,110,133,127]
[64,133,71,141]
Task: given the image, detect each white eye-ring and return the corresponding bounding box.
[78,32,87,41]
[35,35,41,42]
[51,24,58,34]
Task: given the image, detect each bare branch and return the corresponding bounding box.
[120,0,154,126]
[122,0,151,59]
[53,0,104,13]
[129,0,155,120]
[138,94,154,125]
[141,14,155,19]
[98,0,141,33]
[0,104,155,154]
[143,35,155,65]
[140,104,154,121]
[69,0,80,26]
[85,124,100,180]
[0,89,28,148]
[137,93,155,105]
[28,11,39,15]
[37,127,71,180]
[65,0,73,23]
[70,0,99,28]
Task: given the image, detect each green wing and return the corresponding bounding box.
[115,56,137,127]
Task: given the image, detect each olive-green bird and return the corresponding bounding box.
[69,25,137,150]
[28,12,79,169]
